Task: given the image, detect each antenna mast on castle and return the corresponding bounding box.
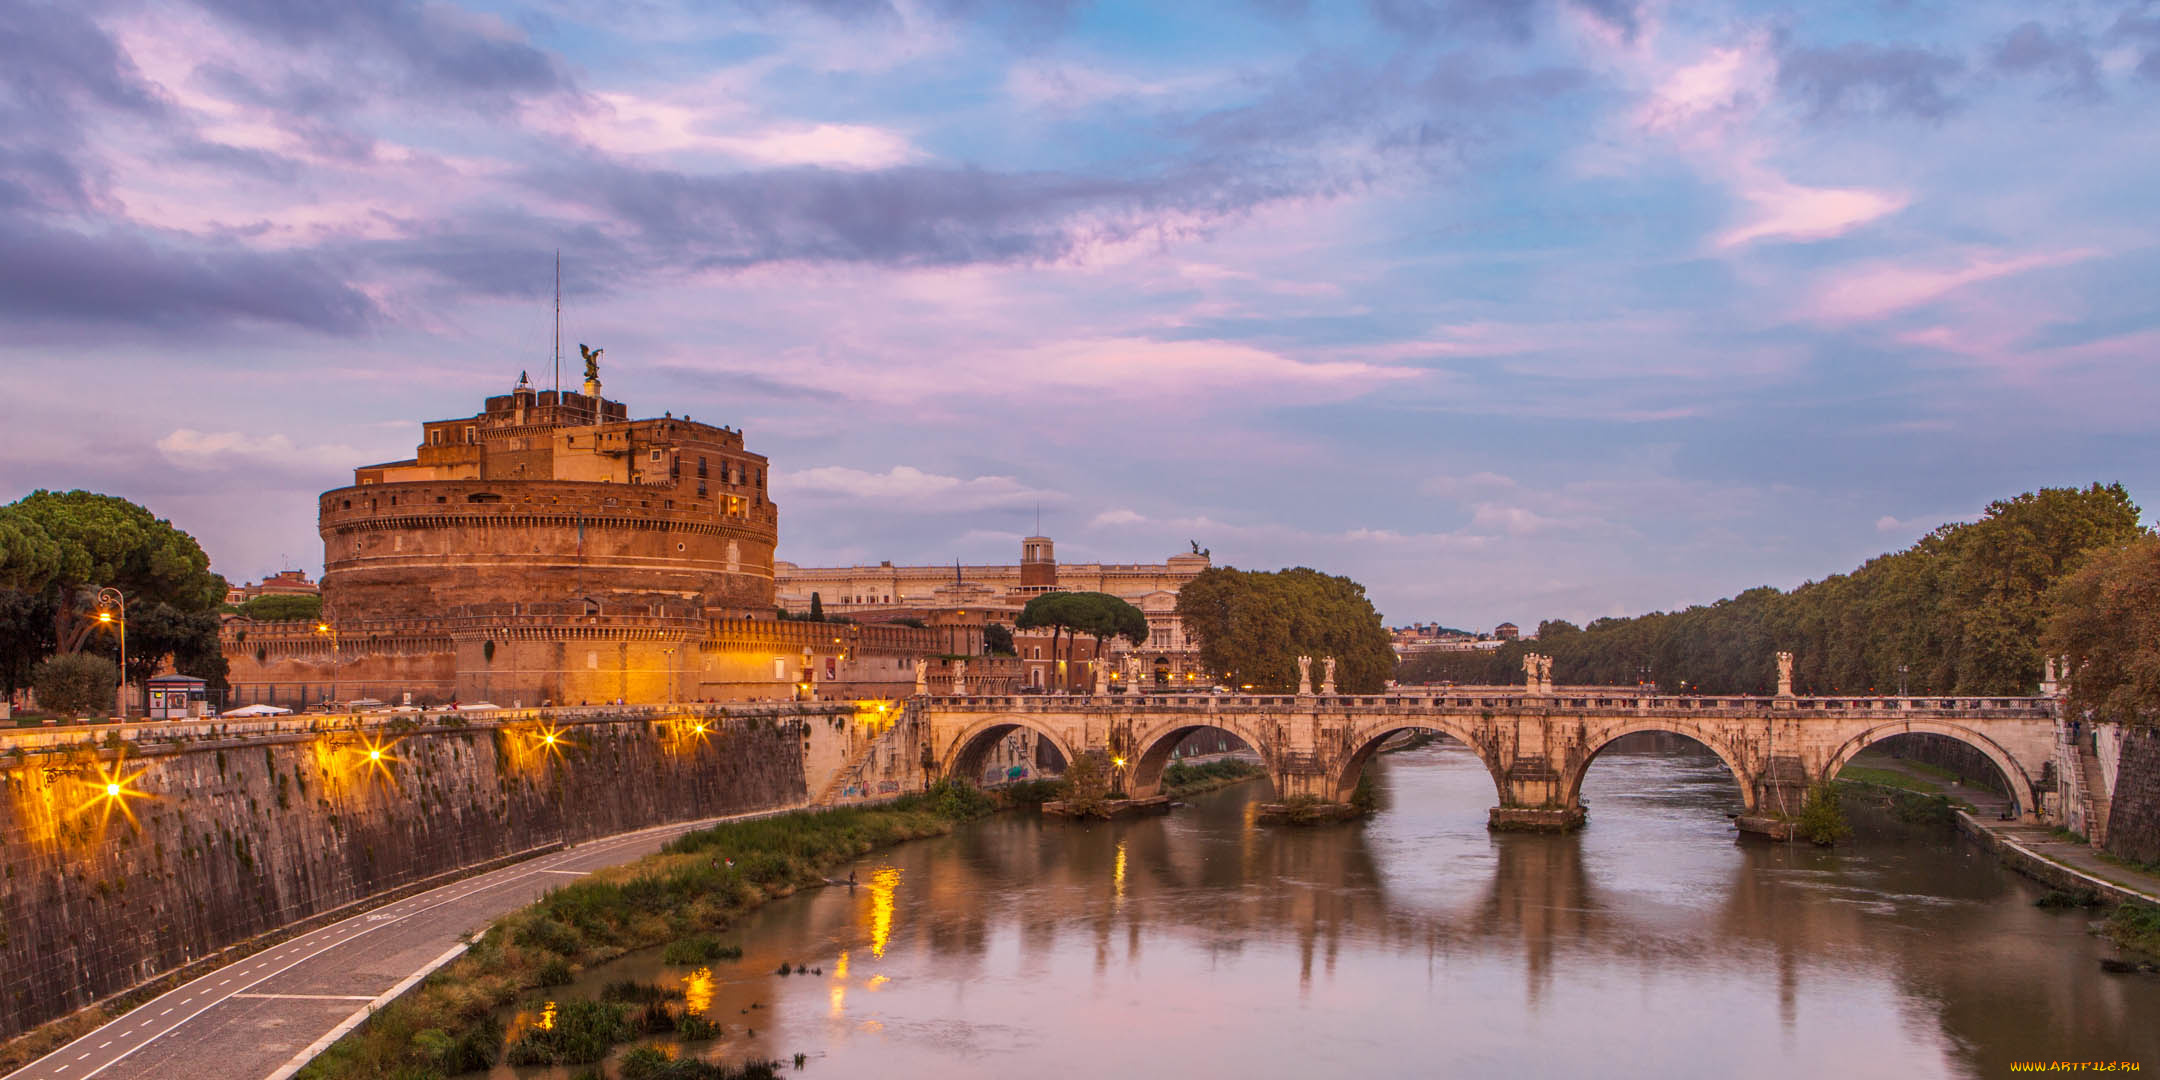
[552,250,562,395]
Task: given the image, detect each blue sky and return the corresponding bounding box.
[4,0,2157,628]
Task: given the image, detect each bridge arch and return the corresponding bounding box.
[1329,718,1502,804]
[939,714,1080,787]
[1562,720,1759,814]
[1823,720,2036,817]
[1126,715,1277,798]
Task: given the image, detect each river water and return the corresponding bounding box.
[502,742,2159,1079]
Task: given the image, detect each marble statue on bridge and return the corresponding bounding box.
[1322,656,1337,695]
[952,660,967,697]
[1777,651,1795,697]
[914,658,927,695]
[1297,655,1313,696]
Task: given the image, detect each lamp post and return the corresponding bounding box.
[1897,664,1910,697]
[315,622,339,708]
[95,588,126,718]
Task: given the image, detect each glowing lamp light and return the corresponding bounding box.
[97,612,113,624]
[105,782,121,797]
[542,733,557,746]
[368,749,382,761]
[1112,757,1126,768]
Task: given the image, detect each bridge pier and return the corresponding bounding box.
[1488,806,1586,832]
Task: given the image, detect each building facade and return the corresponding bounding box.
[222,372,936,708]
[775,536,1214,689]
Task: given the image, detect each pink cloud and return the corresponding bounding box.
[1718,177,1907,247]
[1810,249,2098,323]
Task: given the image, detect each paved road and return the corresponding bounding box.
[3,809,799,1080]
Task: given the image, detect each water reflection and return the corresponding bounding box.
[680,968,712,1015]
[866,868,899,959]
[522,743,2158,1079]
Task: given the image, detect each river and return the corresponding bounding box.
[497,741,2159,1078]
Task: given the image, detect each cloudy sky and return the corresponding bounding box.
[5,0,2157,629]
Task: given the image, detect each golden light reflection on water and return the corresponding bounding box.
[867,868,900,958]
[537,1001,556,1031]
[681,966,714,1015]
[1113,840,1127,906]
[829,949,848,1016]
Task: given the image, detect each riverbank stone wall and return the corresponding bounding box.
[2105,725,2160,865]
[0,706,847,1039]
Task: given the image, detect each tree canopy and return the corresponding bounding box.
[0,490,230,698]
[2046,534,2160,727]
[1396,484,2150,696]
[236,593,322,622]
[1175,566,1394,693]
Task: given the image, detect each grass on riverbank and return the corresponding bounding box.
[2106,902,2160,959]
[1834,779,1969,826]
[1161,758,1264,798]
[295,783,994,1080]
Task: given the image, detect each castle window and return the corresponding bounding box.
[697,457,708,478]
[464,425,476,444]
[698,482,706,497]
[466,492,502,503]
[430,430,442,445]
[650,449,663,463]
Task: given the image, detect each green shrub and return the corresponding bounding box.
[675,1011,722,1040]
[535,957,573,986]
[663,935,742,965]
[996,778,1067,806]
[2107,902,2160,957]
[599,979,680,1004]
[513,917,582,956]
[927,778,996,820]
[501,1000,627,1066]
[1347,774,1379,816]
[1797,783,1851,846]
[237,594,322,622]
[2035,889,2101,909]
[33,653,116,717]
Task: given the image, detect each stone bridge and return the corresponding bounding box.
[917,685,2059,833]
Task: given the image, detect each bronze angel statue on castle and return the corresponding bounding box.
[578,343,603,382]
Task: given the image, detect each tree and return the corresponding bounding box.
[809,592,824,622]
[1466,485,2148,697]
[0,490,228,703]
[982,622,1016,656]
[1176,566,1394,693]
[2046,535,2160,727]
[33,652,116,717]
[236,594,321,622]
[1019,592,1092,690]
[1058,592,1148,675]
[1059,749,1114,816]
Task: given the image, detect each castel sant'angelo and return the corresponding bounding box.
[220,359,937,706]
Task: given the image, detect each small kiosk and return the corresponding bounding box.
[147,674,210,720]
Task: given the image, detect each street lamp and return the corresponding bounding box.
[1897,664,1910,697]
[96,588,126,718]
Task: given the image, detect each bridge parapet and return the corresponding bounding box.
[917,691,2055,721]
[913,689,2060,832]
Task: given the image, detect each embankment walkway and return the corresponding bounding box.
[0,807,801,1080]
